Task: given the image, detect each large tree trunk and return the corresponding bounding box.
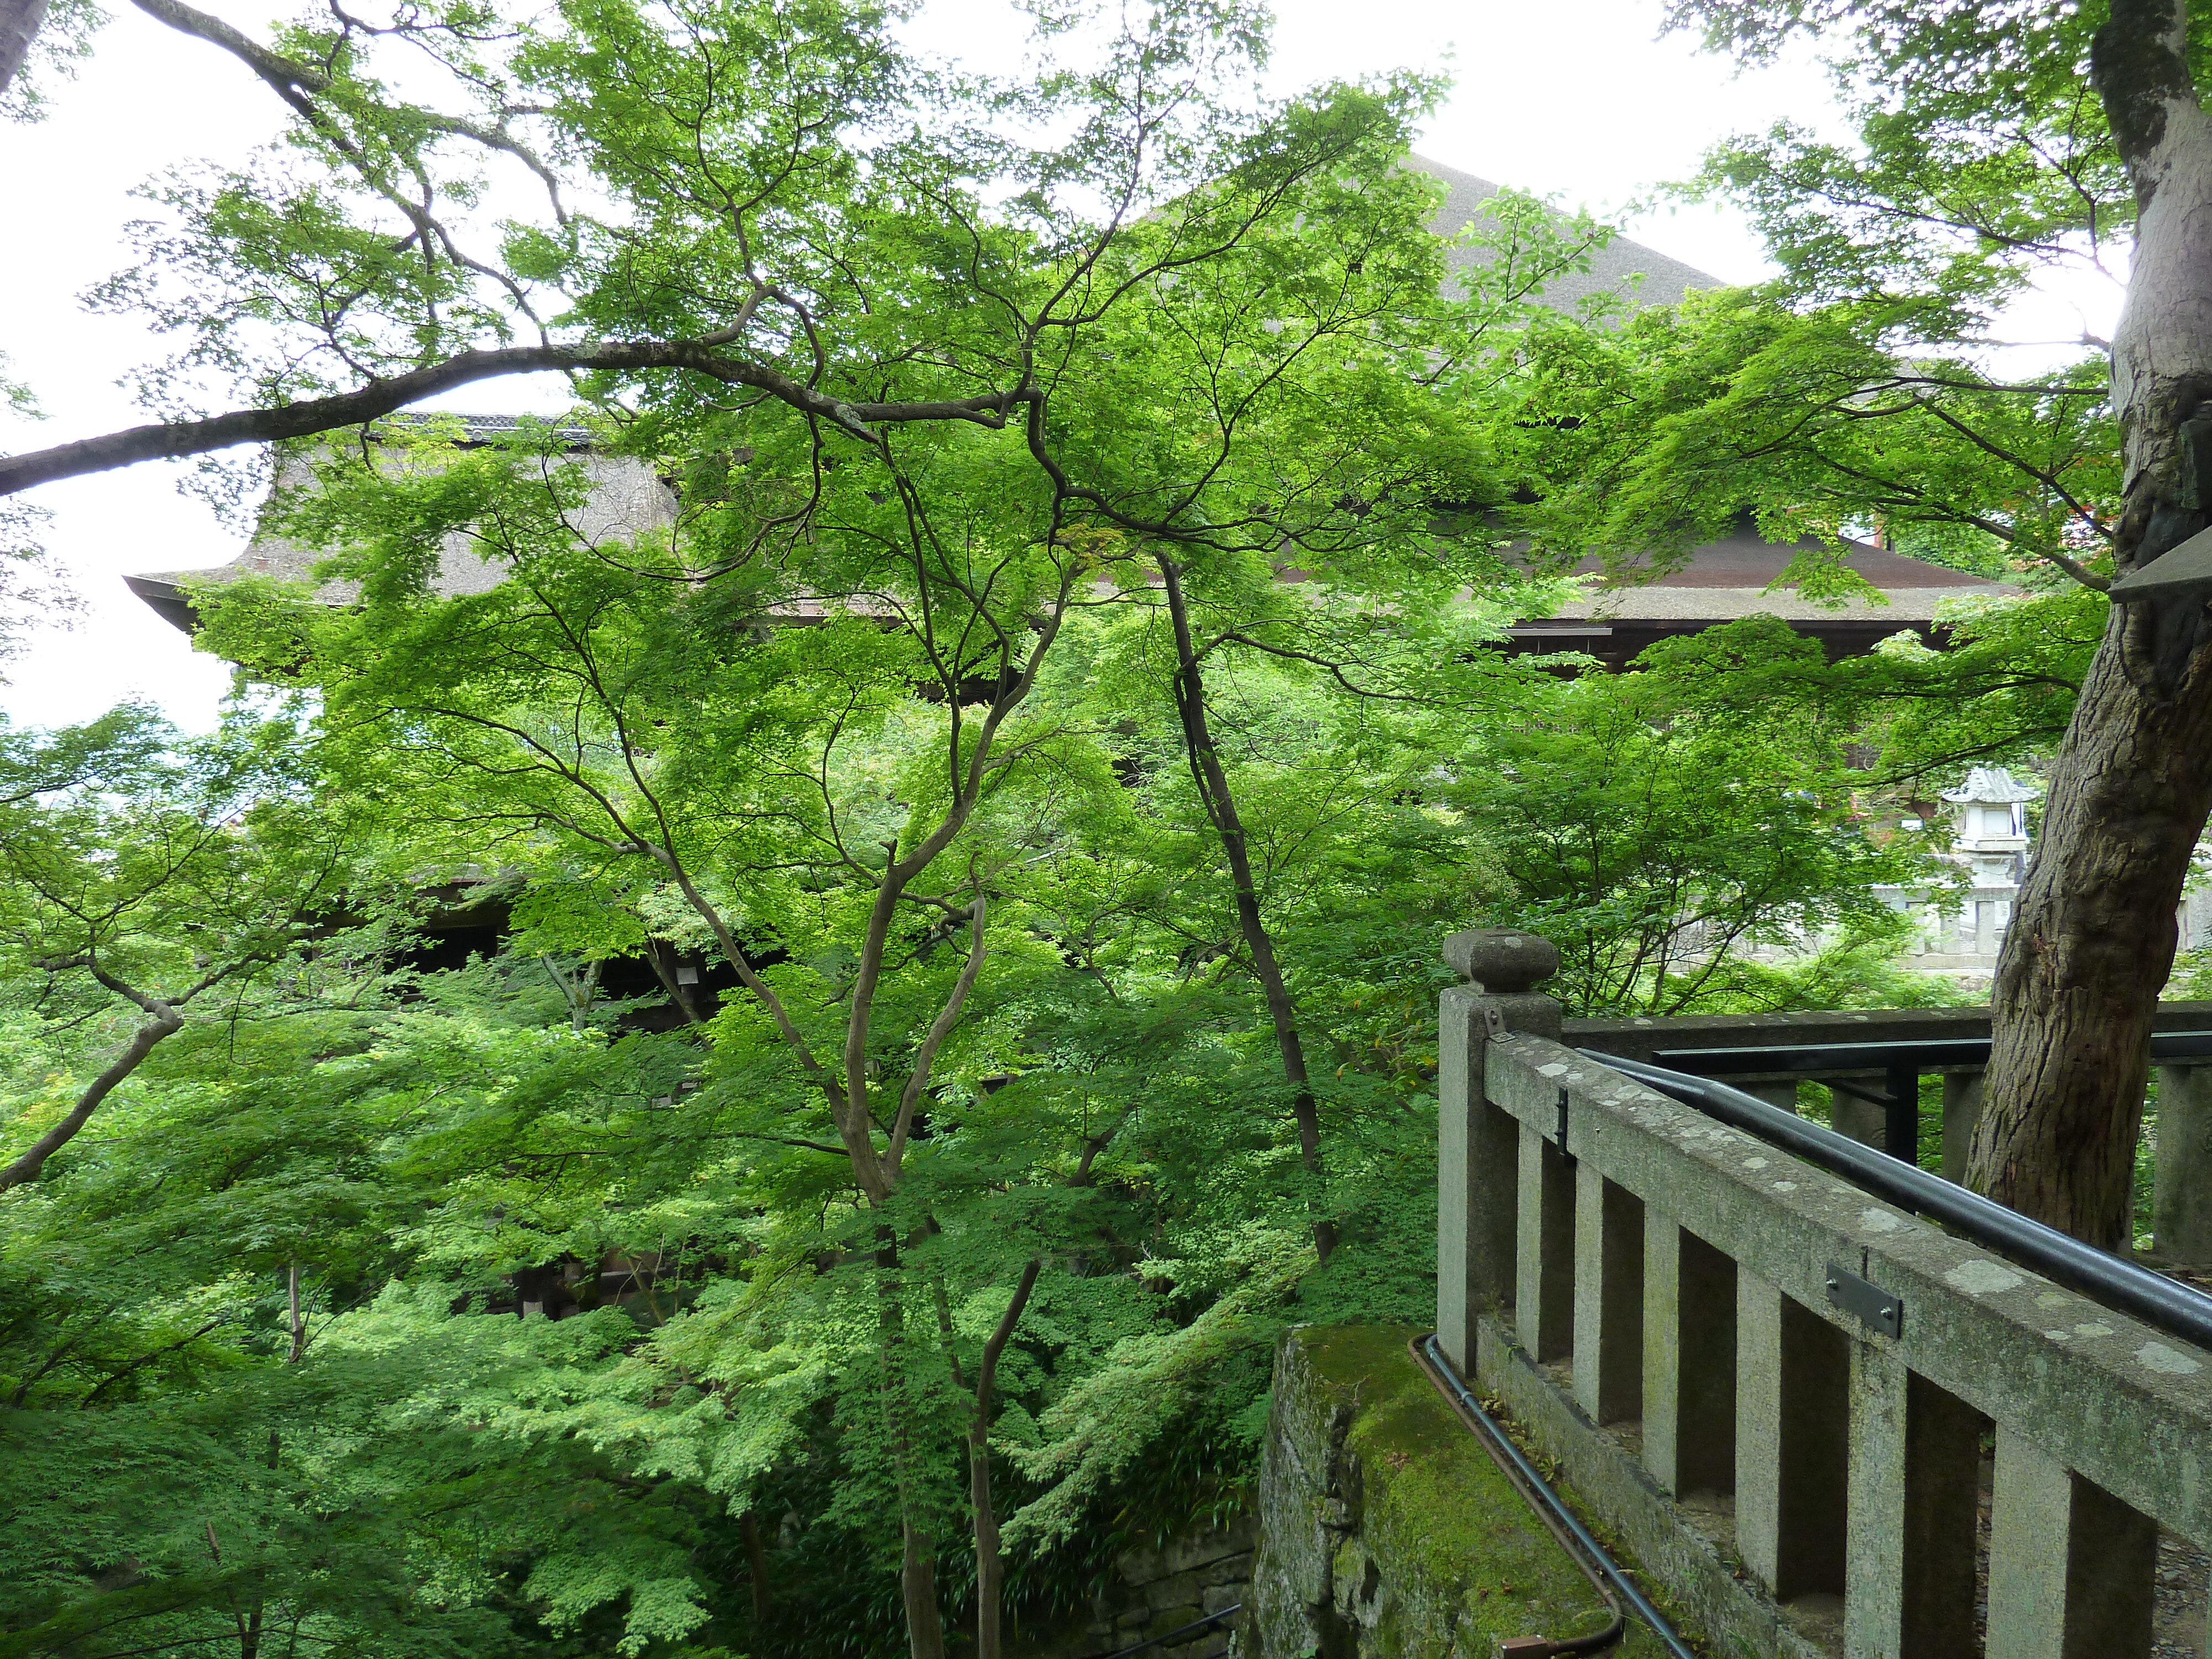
[1975,626,2212,1244]
[1157,557,1334,1262]
[1974,0,2212,1244]
[0,0,50,99]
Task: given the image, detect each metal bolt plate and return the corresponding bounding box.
[1826,1262,1903,1339]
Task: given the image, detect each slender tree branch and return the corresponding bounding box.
[969,1257,1040,1659]
[888,892,987,1174]
[0,994,185,1192]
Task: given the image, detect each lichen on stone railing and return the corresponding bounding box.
[1436,928,2212,1658]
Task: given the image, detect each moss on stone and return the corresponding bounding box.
[1270,1324,1688,1657]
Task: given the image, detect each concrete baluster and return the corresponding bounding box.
[1844,1347,1981,1657]
[1828,1082,1888,1149]
[1940,1070,1984,1184]
[1573,1167,1643,1426]
[1437,980,1515,1372]
[2155,1062,2212,1266]
[1740,1080,1802,1112]
[1436,928,1561,1377]
[1641,1215,1735,1498]
[1986,1426,2158,1659]
[1736,1276,1848,1603]
[1517,1123,1575,1365]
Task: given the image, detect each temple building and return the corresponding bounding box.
[1505,520,2020,670]
[123,157,2018,666]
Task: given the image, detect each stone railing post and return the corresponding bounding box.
[1573,1167,1643,1425]
[2155,1062,2212,1265]
[1641,1220,1734,1500]
[1940,1070,1984,1184]
[1437,928,1561,1378]
[1844,1347,1981,1655]
[1735,1276,1848,1603]
[1987,1428,2159,1656]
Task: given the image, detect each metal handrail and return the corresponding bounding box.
[1651,1029,2212,1073]
[1413,1334,1701,1658]
[1081,1604,1239,1659]
[1580,1048,2212,1353]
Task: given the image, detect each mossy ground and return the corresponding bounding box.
[1295,1325,1689,1657]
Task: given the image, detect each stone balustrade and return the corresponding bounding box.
[1438,930,2212,1657]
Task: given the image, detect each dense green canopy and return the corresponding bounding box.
[0,0,2138,1651]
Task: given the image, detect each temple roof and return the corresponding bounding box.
[1942,767,2037,805]
[1528,521,2015,627]
[1412,154,1720,312]
[120,166,1850,642]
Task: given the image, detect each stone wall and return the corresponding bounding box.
[1018,1517,1254,1658]
[1238,1324,1674,1658]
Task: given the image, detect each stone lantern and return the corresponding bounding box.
[1939,766,2034,885]
[1924,767,2036,961]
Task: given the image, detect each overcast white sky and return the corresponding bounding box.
[0,0,2108,734]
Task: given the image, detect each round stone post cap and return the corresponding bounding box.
[1443,928,1560,992]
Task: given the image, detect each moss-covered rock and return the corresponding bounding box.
[1240,1325,1680,1658]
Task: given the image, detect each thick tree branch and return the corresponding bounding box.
[0,995,184,1192]
[0,0,46,97]
[0,343,1019,498]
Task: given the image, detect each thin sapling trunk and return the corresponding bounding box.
[742,1510,773,1621]
[1157,557,1335,1262]
[969,1258,1040,1659]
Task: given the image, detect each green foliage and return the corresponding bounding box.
[0,0,2059,1653]
[1443,619,1940,1016]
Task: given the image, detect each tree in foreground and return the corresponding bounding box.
[55,1,1610,1652]
[0,706,362,1191]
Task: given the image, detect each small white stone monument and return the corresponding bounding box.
[1940,767,2033,883]
[1884,767,2037,968]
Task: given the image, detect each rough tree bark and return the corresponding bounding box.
[1157,556,1335,1262]
[1971,0,2212,1245]
[0,0,49,98]
[969,1258,1040,1659]
[900,1521,946,1659]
